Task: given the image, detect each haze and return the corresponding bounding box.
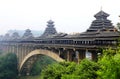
[0,0,120,35]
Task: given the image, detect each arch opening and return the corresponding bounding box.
[30,55,57,76]
[19,49,64,75]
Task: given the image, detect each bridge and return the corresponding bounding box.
[0,10,119,75]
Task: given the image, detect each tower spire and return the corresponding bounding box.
[100,6,103,11]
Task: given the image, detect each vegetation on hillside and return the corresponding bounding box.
[0,53,18,79]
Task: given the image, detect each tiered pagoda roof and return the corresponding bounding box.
[63,10,119,39]
[42,20,57,37]
[11,32,20,39]
[87,10,116,32]
[22,29,34,39]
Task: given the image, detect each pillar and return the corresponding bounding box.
[67,50,70,61]
[10,45,13,53]
[14,45,17,54]
[78,50,86,60]
[24,45,27,56]
[59,48,64,59]
[12,45,15,53]
[6,45,9,53]
[27,46,31,54]
[26,45,29,55]
[67,49,74,61]
[18,45,22,65]
[16,44,19,57]
[58,49,61,56]
[9,45,12,53]
[75,51,80,63]
[21,46,24,62]
[4,45,6,53]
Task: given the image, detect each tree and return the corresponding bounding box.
[30,55,57,76]
[0,53,18,79]
[41,62,77,79]
[97,48,120,79]
[41,60,99,79]
[40,38,120,79]
[74,59,99,79]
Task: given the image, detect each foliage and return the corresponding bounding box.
[18,75,40,79]
[0,53,18,79]
[41,60,99,79]
[41,62,76,79]
[41,47,120,79]
[97,48,120,79]
[61,74,80,79]
[30,55,57,76]
[74,59,99,79]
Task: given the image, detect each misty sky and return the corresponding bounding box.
[0,0,120,35]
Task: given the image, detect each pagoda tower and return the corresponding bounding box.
[22,29,33,38]
[42,20,57,36]
[11,32,20,39]
[87,10,116,32]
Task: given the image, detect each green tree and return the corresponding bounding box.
[0,53,18,79]
[97,48,120,79]
[41,62,77,79]
[74,59,99,79]
[41,60,99,79]
[30,55,57,76]
[61,74,80,79]
[40,42,120,79]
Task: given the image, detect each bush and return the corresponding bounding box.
[41,62,77,79]
[0,53,18,79]
[61,74,80,79]
[41,46,120,79]
[41,60,99,79]
[97,48,120,79]
[30,55,56,76]
[74,59,99,79]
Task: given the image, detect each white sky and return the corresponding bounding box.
[0,0,120,35]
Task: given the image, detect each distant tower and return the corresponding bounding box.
[3,33,10,40]
[22,29,33,38]
[11,32,20,39]
[42,20,57,36]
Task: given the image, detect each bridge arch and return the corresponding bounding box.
[19,49,64,74]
